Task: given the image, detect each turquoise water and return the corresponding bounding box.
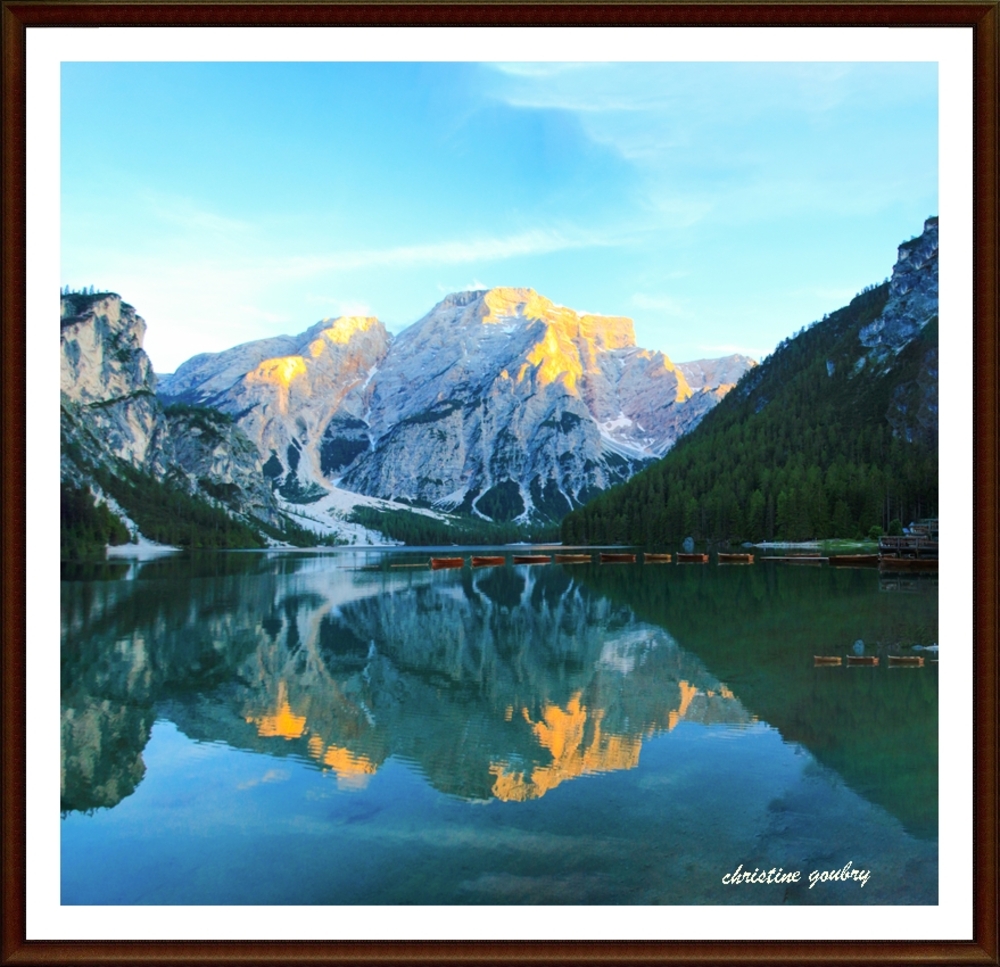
[61,550,938,904]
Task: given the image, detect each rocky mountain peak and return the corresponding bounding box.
[859,216,938,358]
[157,288,754,522]
[60,293,155,405]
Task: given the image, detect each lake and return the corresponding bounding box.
[60,548,938,905]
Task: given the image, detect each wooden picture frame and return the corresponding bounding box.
[2,3,996,964]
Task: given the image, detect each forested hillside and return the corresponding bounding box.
[561,269,938,546]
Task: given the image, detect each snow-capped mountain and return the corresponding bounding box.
[159,287,754,522]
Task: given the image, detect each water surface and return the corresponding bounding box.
[61,549,938,904]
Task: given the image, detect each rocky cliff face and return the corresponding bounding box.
[60,292,282,536]
[859,217,939,446]
[860,216,938,360]
[61,294,170,475]
[160,287,754,521]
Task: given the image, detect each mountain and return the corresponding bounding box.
[159,287,754,523]
[561,217,939,545]
[60,292,308,554]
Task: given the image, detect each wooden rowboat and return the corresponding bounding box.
[430,557,464,570]
[846,655,879,666]
[879,557,938,571]
[513,555,551,565]
[888,655,925,666]
[677,553,709,564]
[555,553,592,564]
[814,656,843,666]
[643,553,672,563]
[718,552,754,564]
[829,554,879,567]
[600,552,636,564]
[471,556,505,568]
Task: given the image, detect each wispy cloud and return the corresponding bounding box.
[280,227,620,277]
[631,293,692,317]
[144,192,255,235]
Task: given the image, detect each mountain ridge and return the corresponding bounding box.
[159,286,754,523]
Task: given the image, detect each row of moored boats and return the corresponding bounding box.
[419,551,748,570]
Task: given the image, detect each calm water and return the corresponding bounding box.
[61,549,938,905]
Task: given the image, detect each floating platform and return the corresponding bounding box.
[677,553,709,564]
[600,553,637,564]
[643,553,673,564]
[555,553,593,564]
[471,556,505,568]
[513,555,552,565]
[846,655,879,666]
[718,553,754,564]
[430,557,464,570]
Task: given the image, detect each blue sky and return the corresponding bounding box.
[61,61,937,373]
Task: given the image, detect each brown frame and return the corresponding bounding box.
[2,3,997,964]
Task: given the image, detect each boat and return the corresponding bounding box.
[471,556,505,568]
[846,655,879,666]
[878,557,939,572]
[766,556,827,564]
[555,553,593,564]
[828,554,879,567]
[600,552,636,564]
[813,656,842,666]
[643,553,672,564]
[878,535,938,571]
[513,555,552,565]
[718,552,754,564]
[430,557,464,570]
[888,655,925,667]
[676,553,709,564]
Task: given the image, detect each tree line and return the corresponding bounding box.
[561,283,938,546]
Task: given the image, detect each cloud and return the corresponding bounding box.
[282,227,619,276]
[631,293,692,317]
[144,192,255,235]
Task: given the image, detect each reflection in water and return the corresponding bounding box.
[61,550,938,904]
[62,557,757,809]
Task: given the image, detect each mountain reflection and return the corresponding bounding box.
[62,557,751,811]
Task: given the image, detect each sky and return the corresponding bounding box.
[61,61,937,374]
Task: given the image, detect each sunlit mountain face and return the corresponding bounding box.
[158,288,754,520]
[61,551,937,905]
